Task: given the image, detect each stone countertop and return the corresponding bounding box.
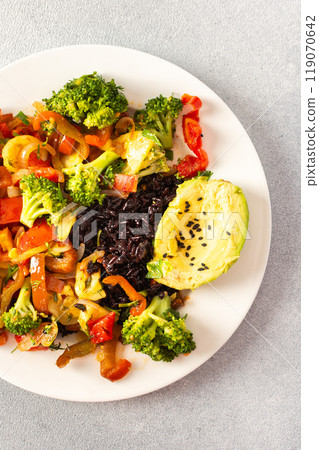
[0,0,300,448]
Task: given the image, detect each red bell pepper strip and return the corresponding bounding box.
[87,312,116,344]
[177,93,209,178]
[29,167,63,183]
[0,166,13,189]
[14,335,48,351]
[30,253,49,314]
[113,174,138,193]
[85,126,112,147]
[17,220,54,253]
[181,94,202,110]
[103,275,146,316]
[59,135,75,155]
[0,197,23,225]
[105,359,132,382]
[182,115,202,156]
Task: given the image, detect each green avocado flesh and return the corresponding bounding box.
[147,177,249,290]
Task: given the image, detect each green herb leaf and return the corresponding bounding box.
[142,129,162,147]
[31,280,42,289]
[195,170,213,179]
[15,111,30,125]
[49,341,65,351]
[0,138,10,145]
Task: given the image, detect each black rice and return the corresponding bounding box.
[74,174,180,310]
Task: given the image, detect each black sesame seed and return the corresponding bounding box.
[197,197,203,201]
[197,228,202,233]
[191,257,195,261]
[201,263,205,267]
[187,245,191,250]
[203,212,207,215]
[208,225,211,230]
[179,231,182,236]
[226,231,231,236]
[198,237,203,240]
[193,224,199,230]
[202,243,207,247]
[180,236,185,241]
[194,218,199,222]
[190,263,194,266]
[163,253,167,258]
[185,252,189,257]
[198,268,205,271]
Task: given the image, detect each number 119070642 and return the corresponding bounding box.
[305,16,316,82]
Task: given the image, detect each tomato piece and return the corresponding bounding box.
[87,312,116,344]
[28,151,51,167]
[30,253,48,314]
[85,126,112,147]
[0,331,8,346]
[59,135,75,155]
[17,220,54,253]
[0,122,12,138]
[113,174,138,193]
[46,274,65,293]
[182,115,202,155]
[177,149,208,178]
[0,197,23,225]
[105,359,132,382]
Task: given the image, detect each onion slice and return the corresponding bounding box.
[114,117,135,137]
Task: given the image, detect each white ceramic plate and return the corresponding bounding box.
[0,45,271,401]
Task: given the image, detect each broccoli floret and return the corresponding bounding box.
[63,150,120,206]
[134,95,183,150]
[2,277,41,335]
[43,73,128,129]
[41,120,56,136]
[121,295,196,362]
[103,158,126,186]
[20,174,67,228]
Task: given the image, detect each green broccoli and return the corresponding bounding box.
[134,95,183,150]
[103,158,126,186]
[63,150,120,206]
[121,295,196,362]
[43,73,128,129]
[2,277,41,335]
[20,174,67,228]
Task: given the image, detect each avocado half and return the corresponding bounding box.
[147,177,249,290]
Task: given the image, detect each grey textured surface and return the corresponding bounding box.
[0,0,300,449]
